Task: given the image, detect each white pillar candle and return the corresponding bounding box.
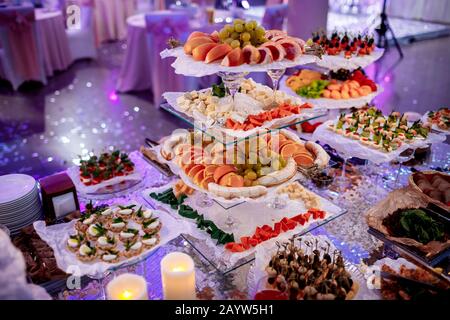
[106,273,148,300]
[160,252,196,300]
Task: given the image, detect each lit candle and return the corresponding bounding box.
[106,273,148,300]
[160,252,196,300]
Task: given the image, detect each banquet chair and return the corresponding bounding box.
[145,11,197,106]
[65,3,97,61]
[0,6,47,90]
[261,3,288,30]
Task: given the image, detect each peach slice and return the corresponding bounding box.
[218,172,235,187]
[187,31,209,42]
[210,30,220,42]
[205,44,232,64]
[293,154,315,168]
[221,47,244,67]
[184,37,214,55]
[182,162,196,173]
[213,165,237,183]
[228,174,244,188]
[280,143,300,159]
[192,43,218,61]
[188,164,205,178]
[194,169,205,185]
[200,176,215,190]
[204,165,218,177]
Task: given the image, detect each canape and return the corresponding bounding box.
[116,205,136,220]
[66,233,84,252]
[86,223,107,241]
[142,216,162,234]
[100,249,121,263]
[98,207,114,223]
[123,240,143,258]
[96,233,117,250]
[133,206,154,224]
[75,213,96,233]
[107,217,127,233]
[77,242,97,262]
[119,228,139,243]
[141,232,161,249]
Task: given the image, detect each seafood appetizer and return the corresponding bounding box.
[327,106,431,152]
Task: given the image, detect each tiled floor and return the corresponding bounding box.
[0,34,449,178]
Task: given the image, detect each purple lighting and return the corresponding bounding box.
[384,75,391,83]
[109,91,119,102]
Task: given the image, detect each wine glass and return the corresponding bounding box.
[217,71,248,108]
[88,270,111,300]
[267,68,286,106]
[334,155,351,192]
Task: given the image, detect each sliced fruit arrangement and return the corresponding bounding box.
[309,31,375,57]
[224,208,326,252]
[159,129,329,199]
[78,150,135,186]
[327,106,431,153]
[286,68,377,99]
[183,19,306,67]
[225,103,312,131]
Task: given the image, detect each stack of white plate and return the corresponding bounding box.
[0,174,43,236]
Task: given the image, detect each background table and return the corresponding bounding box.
[36,9,72,77]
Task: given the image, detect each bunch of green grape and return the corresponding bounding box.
[218,19,269,49]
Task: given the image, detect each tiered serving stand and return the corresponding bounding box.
[150,45,358,274]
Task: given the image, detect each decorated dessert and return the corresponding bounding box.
[309,31,375,58]
[286,68,377,99]
[78,150,135,186]
[327,106,431,152]
[158,129,329,199]
[183,19,305,67]
[261,236,358,300]
[67,203,163,264]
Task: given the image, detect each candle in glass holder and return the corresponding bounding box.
[106,273,148,300]
[160,252,196,300]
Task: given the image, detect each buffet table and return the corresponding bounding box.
[23,141,448,300]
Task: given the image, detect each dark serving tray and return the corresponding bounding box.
[368,207,450,268]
